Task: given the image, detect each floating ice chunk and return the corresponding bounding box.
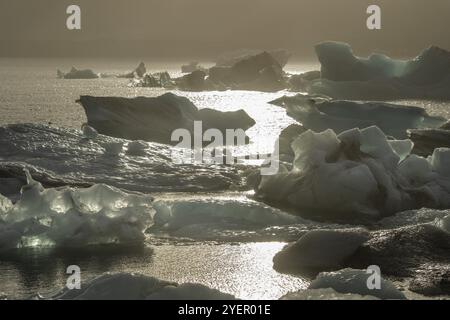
[291,129,340,172]
[398,155,433,185]
[57,67,99,79]
[309,268,406,300]
[428,148,450,177]
[0,193,12,215]
[281,288,379,300]
[270,94,445,139]
[81,123,98,139]
[0,170,154,249]
[377,208,450,229]
[255,126,450,221]
[151,199,302,234]
[435,214,450,233]
[273,229,369,273]
[77,93,255,145]
[42,273,235,300]
[309,42,450,100]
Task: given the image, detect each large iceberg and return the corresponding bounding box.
[269,94,445,139]
[0,123,248,193]
[298,42,450,100]
[254,126,450,221]
[78,93,255,145]
[37,273,235,300]
[0,170,154,250]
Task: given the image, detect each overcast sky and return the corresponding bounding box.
[0,0,449,60]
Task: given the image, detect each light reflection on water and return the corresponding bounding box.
[0,242,307,300]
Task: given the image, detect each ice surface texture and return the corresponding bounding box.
[270,94,445,139]
[78,92,255,145]
[38,273,235,300]
[0,123,247,193]
[300,41,450,100]
[0,170,154,250]
[255,126,450,221]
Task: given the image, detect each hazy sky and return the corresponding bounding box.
[0,0,449,60]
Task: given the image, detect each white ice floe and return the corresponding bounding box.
[0,170,154,250]
[308,268,406,300]
[40,273,235,300]
[256,126,450,221]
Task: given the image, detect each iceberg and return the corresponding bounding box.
[0,123,248,193]
[57,67,99,79]
[269,94,446,139]
[118,62,146,79]
[0,170,154,250]
[77,93,255,145]
[300,42,450,100]
[215,49,291,68]
[38,273,235,300]
[254,126,450,221]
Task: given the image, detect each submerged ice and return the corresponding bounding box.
[0,170,154,250]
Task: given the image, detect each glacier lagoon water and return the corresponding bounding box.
[0,58,449,300]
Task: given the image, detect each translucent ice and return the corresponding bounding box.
[0,170,154,250]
